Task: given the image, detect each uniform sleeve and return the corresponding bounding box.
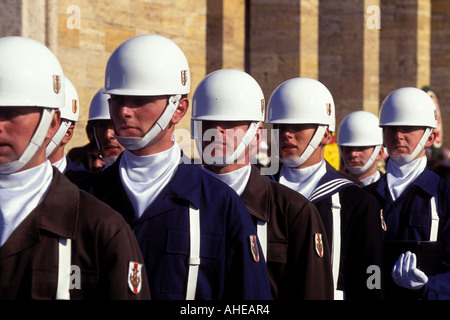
[224,195,272,300]
[99,220,151,300]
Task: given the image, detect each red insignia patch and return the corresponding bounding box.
[72,99,77,114]
[181,70,188,86]
[53,75,61,94]
[326,103,332,116]
[261,99,265,117]
[249,235,260,262]
[380,209,387,231]
[314,233,324,258]
[128,261,143,294]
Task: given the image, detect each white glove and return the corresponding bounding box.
[392,251,428,290]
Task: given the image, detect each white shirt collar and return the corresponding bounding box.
[202,164,252,196]
[0,161,53,246]
[360,170,381,186]
[386,156,427,201]
[279,159,327,199]
[52,155,68,173]
[120,143,180,218]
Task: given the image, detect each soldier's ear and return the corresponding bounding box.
[425,129,437,148]
[46,109,61,140]
[321,128,332,145]
[171,96,189,125]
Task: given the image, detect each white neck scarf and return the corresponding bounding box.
[120,143,180,218]
[279,159,326,199]
[360,170,381,186]
[386,156,427,201]
[0,161,53,247]
[203,164,251,196]
[52,155,68,173]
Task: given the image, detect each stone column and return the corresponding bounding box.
[206,0,246,73]
[364,0,380,115]
[379,0,431,100]
[430,0,450,149]
[319,0,367,122]
[248,0,319,99]
[0,0,22,37]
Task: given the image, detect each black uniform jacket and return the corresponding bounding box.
[241,165,334,300]
[310,162,384,300]
[0,168,150,300]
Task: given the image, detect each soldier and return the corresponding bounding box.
[192,69,334,299]
[337,111,384,186]
[88,88,124,168]
[365,87,450,300]
[0,36,150,300]
[266,77,384,299]
[46,76,92,183]
[81,35,271,300]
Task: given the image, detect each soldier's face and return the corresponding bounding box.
[0,107,42,166]
[383,126,426,159]
[94,120,124,158]
[276,123,317,159]
[108,95,168,140]
[341,146,376,169]
[201,121,250,159]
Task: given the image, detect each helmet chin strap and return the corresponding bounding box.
[341,145,381,175]
[114,94,181,151]
[279,125,327,168]
[46,119,72,158]
[0,109,55,175]
[387,127,432,166]
[101,156,118,166]
[198,121,260,166]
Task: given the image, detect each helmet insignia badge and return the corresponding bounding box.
[53,75,61,94]
[72,99,78,114]
[326,103,332,116]
[181,70,188,86]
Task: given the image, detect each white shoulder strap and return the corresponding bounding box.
[430,196,439,242]
[257,220,267,261]
[186,205,200,300]
[56,238,72,300]
[331,193,344,300]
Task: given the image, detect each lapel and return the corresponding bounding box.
[240,165,271,222]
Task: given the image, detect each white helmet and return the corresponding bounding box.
[0,36,63,174]
[338,111,382,147]
[0,37,64,109]
[379,87,437,165]
[192,69,265,122]
[191,69,265,165]
[46,76,80,157]
[337,111,383,175]
[379,87,437,128]
[266,77,335,131]
[266,77,335,168]
[104,34,190,96]
[103,34,190,151]
[89,88,111,121]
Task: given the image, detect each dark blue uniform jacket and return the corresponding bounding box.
[80,157,272,300]
[365,167,450,300]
